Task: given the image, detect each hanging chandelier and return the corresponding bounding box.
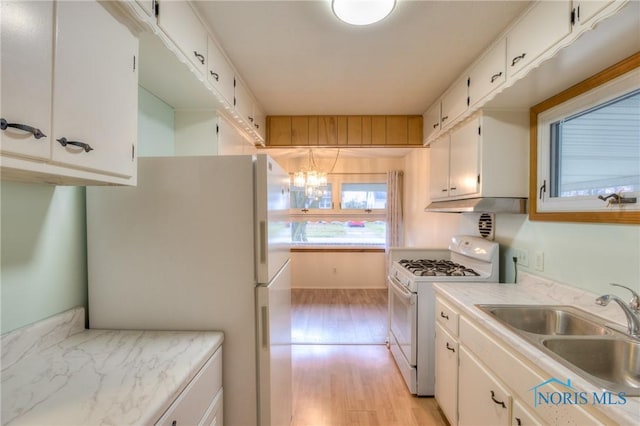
[293,149,339,199]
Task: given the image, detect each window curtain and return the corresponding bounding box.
[385,170,404,279]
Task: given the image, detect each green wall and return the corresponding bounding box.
[1,182,87,334]
[493,214,640,295]
[138,85,175,157]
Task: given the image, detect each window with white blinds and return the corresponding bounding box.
[537,67,640,213]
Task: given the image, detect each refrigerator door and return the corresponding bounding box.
[256,260,292,426]
[255,155,291,284]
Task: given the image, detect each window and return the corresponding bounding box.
[290,174,387,247]
[531,53,640,223]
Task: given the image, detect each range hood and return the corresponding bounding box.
[424,198,527,213]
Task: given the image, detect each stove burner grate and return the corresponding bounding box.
[398,258,480,277]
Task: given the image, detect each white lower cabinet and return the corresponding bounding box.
[459,346,512,426]
[435,295,606,426]
[435,323,458,425]
[156,346,223,426]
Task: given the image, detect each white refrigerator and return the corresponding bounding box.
[86,155,292,426]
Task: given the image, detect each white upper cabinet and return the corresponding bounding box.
[468,38,506,108]
[423,101,442,143]
[440,76,469,131]
[252,103,266,141]
[429,110,529,201]
[234,78,254,127]
[52,1,138,178]
[1,1,53,161]
[449,119,480,198]
[506,0,572,79]
[1,0,138,185]
[157,0,208,75]
[207,37,235,105]
[429,136,450,200]
[573,1,612,27]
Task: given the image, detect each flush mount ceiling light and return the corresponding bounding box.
[331,0,396,26]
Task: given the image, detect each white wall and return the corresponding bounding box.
[291,251,386,288]
[138,86,175,156]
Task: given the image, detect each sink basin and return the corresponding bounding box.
[477,305,612,336]
[475,304,640,396]
[543,337,640,395]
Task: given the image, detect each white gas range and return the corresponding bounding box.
[387,235,499,395]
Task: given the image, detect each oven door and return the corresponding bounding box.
[388,275,417,366]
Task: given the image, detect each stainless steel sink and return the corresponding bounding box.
[475,304,640,396]
[477,305,612,336]
[542,337,640,394]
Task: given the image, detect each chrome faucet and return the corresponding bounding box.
[595,283,640,337]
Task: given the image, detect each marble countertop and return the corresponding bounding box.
[433,272,639,426]
[1,307,224,426]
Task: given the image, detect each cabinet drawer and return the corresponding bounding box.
[436,297,459,336]
[156,346,223,426]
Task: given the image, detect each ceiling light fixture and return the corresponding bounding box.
[331,0,396,26]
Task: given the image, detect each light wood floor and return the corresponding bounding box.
[291,289,449,426]
[292,289,388,344]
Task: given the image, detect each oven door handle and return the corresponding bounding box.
[389,276,415,304]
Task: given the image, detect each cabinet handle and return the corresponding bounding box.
[248,116,254,122]
[56,137,93,152]
[511,53,526,67]
[440,311,449,320]
[441,189,448,193]
[210,71,219,81]
[193,51,205,65]
[255,123,260,129]
[490,390,506,408]
[515,418,522,426]
[445,342,455,353]
[0,118,46,139]
[441,115,449,122]
[432,123,439,129]
[490,72,503,83]
[450,187,457,191]
[172,421,177,426]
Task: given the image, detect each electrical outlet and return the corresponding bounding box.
[535,251,544,271]
[515,248,529,267]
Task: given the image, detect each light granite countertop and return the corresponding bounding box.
[433,272,639,426]
[1,307,224,426]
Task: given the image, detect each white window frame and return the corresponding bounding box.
[536,67,640,213]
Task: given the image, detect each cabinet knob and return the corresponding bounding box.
[0,118,46,139]
[511,53,526,67]
[56,137,93,153]
[210,71,219,81]
[193,51,205,65]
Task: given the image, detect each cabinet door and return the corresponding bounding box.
[512,400,541,426]
[0,1,53,160]
[449,118,479,198]
[459,347,511,426]
[469,38,506,108]
[429,136,450,200]
[252,102,266,141]
[441,76,468,131]
[507,1,572,78]
[234,78,254,125]
[207,37,235,106]
[51,1,138,178]
[574,1,611,27]
[157,0,207,75]
[435,324,458,426]
[423,101,441,143]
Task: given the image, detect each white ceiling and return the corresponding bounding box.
[193,0,531,116]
